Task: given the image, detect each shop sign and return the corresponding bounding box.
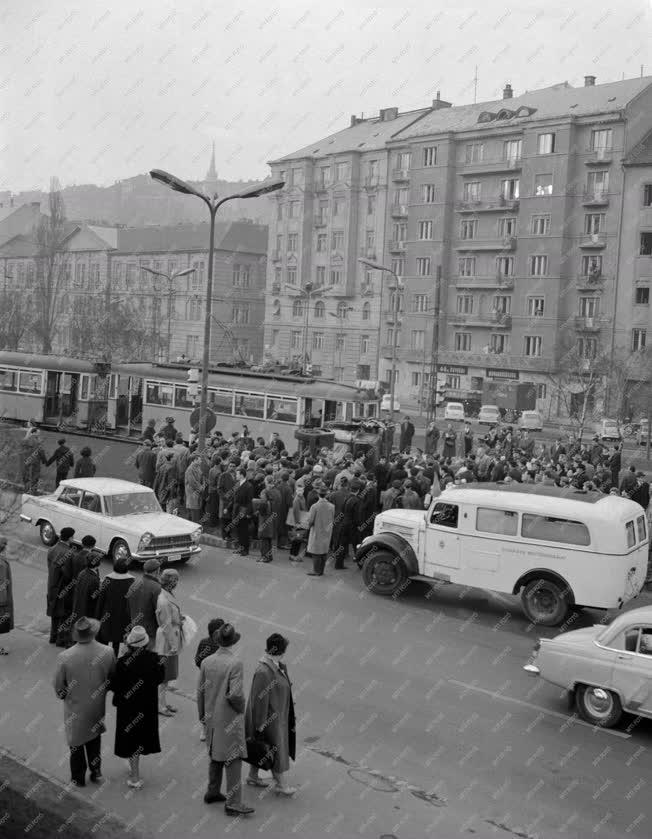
[438,364,468,375]
[486,369,519,380]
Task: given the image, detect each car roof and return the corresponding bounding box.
[481,405,500,410]
[59,478,151,494]
[601,606,652,635]
[521,410,540,415]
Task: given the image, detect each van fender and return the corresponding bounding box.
[355,533,419,576]
[512,568,575,604]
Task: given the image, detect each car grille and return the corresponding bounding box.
[149,535,193,552]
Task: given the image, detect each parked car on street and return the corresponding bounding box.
[478,405,501,425]
[524,605,652,728]
[599,418,622,443]
[20,477,202,565]
[444,401,465,422]
[519,410,544,432]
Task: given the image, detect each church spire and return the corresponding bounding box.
[206,142,217,182]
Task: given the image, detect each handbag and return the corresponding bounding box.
[244,736,277,772]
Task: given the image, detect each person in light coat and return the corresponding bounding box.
[53,617,115,786]
[305,484,335,577]
[197,623,254,817]
[185,455,205,523]
[155,568,184,716]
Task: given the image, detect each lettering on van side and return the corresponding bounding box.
[503,547,565,561]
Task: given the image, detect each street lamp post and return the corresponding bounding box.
[141,266,195,362]
[150,169,284,449]
[358,258,403,424]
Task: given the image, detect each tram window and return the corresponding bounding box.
[18,371,42,394]
[0,369,17,391]
[265,397,298,423]
[146,382,174,406]
[521,514,590,546]
[234,392,264,418]
[174,386,194,409]
[476,508,518,536]
[637,515,646,543]
[208,388,233,415]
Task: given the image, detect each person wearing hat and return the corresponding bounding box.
[135,439,157,489]
[112,625,166,789]
[197,623,255,816]
[71,546,102,622]
[305,483,335,577]
[154,448,178,513]
[632,471,650,510]
[57,535,98,648]
[46,527,75,645]
[161,416,178,443]
[21,428,48,494]
[53,617,115,786]
[0,536,13,655]
[47,438,75,488]
[155,568,184,715]
[338,477,363,569]
[126,559,161,649]
[399,416,415,453]
[233,466,254,556]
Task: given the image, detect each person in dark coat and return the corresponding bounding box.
[74,447,96,479]
[619,464,638,497]
[257,480,277,564]
[399,416,415,452]
[632,472,650,510]
[161,417,178,443]
[245,633,297,795]
[57,536,97,647]
[0,537,14,655]
[135,440,157,488]
[96,557,135,657]
[154,451,178,513]
[425,421,440,455]
[142,419,157,442]
[71,549,102,622]
[276,472,293,549]
[218,462,237,542]
[358,475,377,539]
[339,478,363,569]
[21,429,48,493]
[47,439,75,487]
[609,445,622,489]
[463,424,474,456]
[442,424,457,459]
[126,558,161,648]
[46,527,75,644]
[112,625,165,789]
[233,467,254,556]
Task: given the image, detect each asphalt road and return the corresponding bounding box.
[2,492,652,838]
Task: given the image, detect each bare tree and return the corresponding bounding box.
[69,296,153,362]
[605,346,652,421]
[546,346,611,439]
[0,289,34,350]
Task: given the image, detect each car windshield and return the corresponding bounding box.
[104,492,162,517]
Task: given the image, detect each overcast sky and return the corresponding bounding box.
[1,0,650,192]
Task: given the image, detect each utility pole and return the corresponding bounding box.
[427,266,442,423]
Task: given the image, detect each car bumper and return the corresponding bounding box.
[523,663,540,676]
[20,514,33,522]
[131,545,201,563]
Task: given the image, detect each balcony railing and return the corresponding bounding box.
[460,155,522,174]
[456,196,520,213]
[492,312,512,328]
[576,271,605,289]
[359,247,376,260]
[585,147,613,165]
[270,249,282,262]
[390,203,409,218]
[449,313,496,327]
[455,236,516,251]
[391,168,410,181]
[388,240,406,253]
[271,281,281,293]
[580,234,606,248]
[314,215,328,227]
[574,315,602,331]
[364,175,380,189]
[314,181,330,192]
[582,189,609,207]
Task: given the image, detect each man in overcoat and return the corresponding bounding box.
[399,416,415,452]
[135,439,157,488]
[197,623,254,816]
[305,485,335,577]
[46,527,75,644]
[47,438,75,487]
[53,617,115,786]
[126,559,161,648]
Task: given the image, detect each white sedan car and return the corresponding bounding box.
[20,478,202,565]
[478,404,501,425]
[444,402,465,422]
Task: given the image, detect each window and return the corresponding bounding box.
[18,371,42,393]
[288,201,300,219]
[191,261,205,288]
[186,335,200,357]
[496,256,514,276]
[335,333,346,351]
[640,232,652,256]
[392,222,408,241]
[584,214,605,235]
[362,302,371,321]
[235,392,265,419]
[476,508,518,536]
[385,327,400,348]
[332,197,344,217]
[531,214,550,236]
[314,300,325,319]
[578,336,598,358]
[458,257,476,277]
[276,234,283,252]
[74,263,86,288]
[232,264,250,287]
[389,291,404,312]
[335,162,348,182]
[167,260,177,275]
[524,336,542,357]
[499,217,517,237]
[265,396,298,424]
[367,194,376,215]
[632,328,647,352]
[365,230,375,250]
[423,146,437,166]
[335,302,349,319]
[527,297,545,317]
[635,287,649,305]
[89,264,100,288]
[500,178,519,199]
[456,294,473,314]
[292,298,304,318]
[423,184,436,203]
[465,143,484,163]
[430,502,459,528]
[277,202,283,221]
[644,185,652,207]
[455,332,472,351]
[587,170,609,195]
[503,139,522,162]
[391,258,405,277]
[446,374,461,389]
[493,295,511,314]
[145,382,174,406]
[581,254,602,276]
[312,332,324,350]
[537,133,555,154]
[332,231,344,251]
[411,330,425,350]
[463,182,481,202]
[418,220,433,240]
[529,255,548,276]
[394,187,409,206]
[273,267,282,287]
[80,491,101,513]
[26,262,35,287]
[290,330,302,349]
[287,233,298,252]
[287,267,297,285]
[330,269,343,286]
[315,266,326,287]
[186,298,202,320]
[579,296,599,317]
[318,166,331,188]
[637,515,647,543]
[411,372,421,387]
[361,335,370,354]
[232,304,250,324]
[0,369,17,391]
[521,514,590,546]
[536,383,546,399]
[416,257,431,276]
[316,201,329,224]
[316,233,327,252]
[291,167,303,186]
[534,174,553,196]
[591,129,613,151]
[490,334,509,354]
[397,151,411,170]
[460,219,477,240]
[59,487,83,507]
[413,294,428,312]
[368,160,378,178]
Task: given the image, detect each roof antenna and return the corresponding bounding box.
[473,65,478,104]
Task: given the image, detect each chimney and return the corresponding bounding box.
[503,83,513,100]
[431,91,452,110]
[584,75,596,87]
[379,107,399,122]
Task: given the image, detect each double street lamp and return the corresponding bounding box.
[150,168,284,450]
[141,265,195,362]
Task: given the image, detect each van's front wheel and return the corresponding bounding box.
[521,577,572,626]
[362,550,408,596]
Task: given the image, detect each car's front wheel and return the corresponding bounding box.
[111,538,132,565]
[575,684,623,728]
[39,521,57,546]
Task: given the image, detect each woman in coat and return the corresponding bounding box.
[185,456,205,523]
[257,478,277,564]
[112,625,165,789]
[74,447,96,478]
[0,536,14,655]
[287,486,308,561]
[245,633,296,795]
[155,568,184,716]
[97,557,135,656]
[442,424,457,459]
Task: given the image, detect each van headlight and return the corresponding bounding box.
[191,527,202,543]
[138,532,154,551]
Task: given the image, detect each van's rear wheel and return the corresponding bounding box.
[521,577,572,626]
[362,550,408,596]
[575,684,623,728]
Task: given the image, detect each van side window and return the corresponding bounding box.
[626,521,636,548]
[430,503,458,528]
[636,515,646,543]
[476,508,518,537]
[521,514,590,546]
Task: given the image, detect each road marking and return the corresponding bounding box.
[190,594,306,635]
[448,679,630,739]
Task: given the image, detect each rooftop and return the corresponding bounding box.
[115,220,268,255]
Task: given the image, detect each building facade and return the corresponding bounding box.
[265,75,652,418]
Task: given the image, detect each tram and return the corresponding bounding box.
[0,352,379,441]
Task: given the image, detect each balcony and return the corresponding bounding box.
[271,281,281,293]
[391,168,410,182]
[454,273,514,290]
[456,196,520,213]
[388,240,406,253]
[364,175,380,189]
[459,156,522,175]
[390,203,409,218]
[314,181,330,193]
[579,234,606,249]
[492,312,512,328]
[574,315,602,332]
[270,249,282,262]
[576,271,605,290]
[314,215,328,227]
[585,148,613,165]
[455,236,516,251]
[449,313,496,328]
[359,247,376,260]
[582,189,609,207]
[437,348,555,373]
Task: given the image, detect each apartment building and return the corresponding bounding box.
[265,75,652,416]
